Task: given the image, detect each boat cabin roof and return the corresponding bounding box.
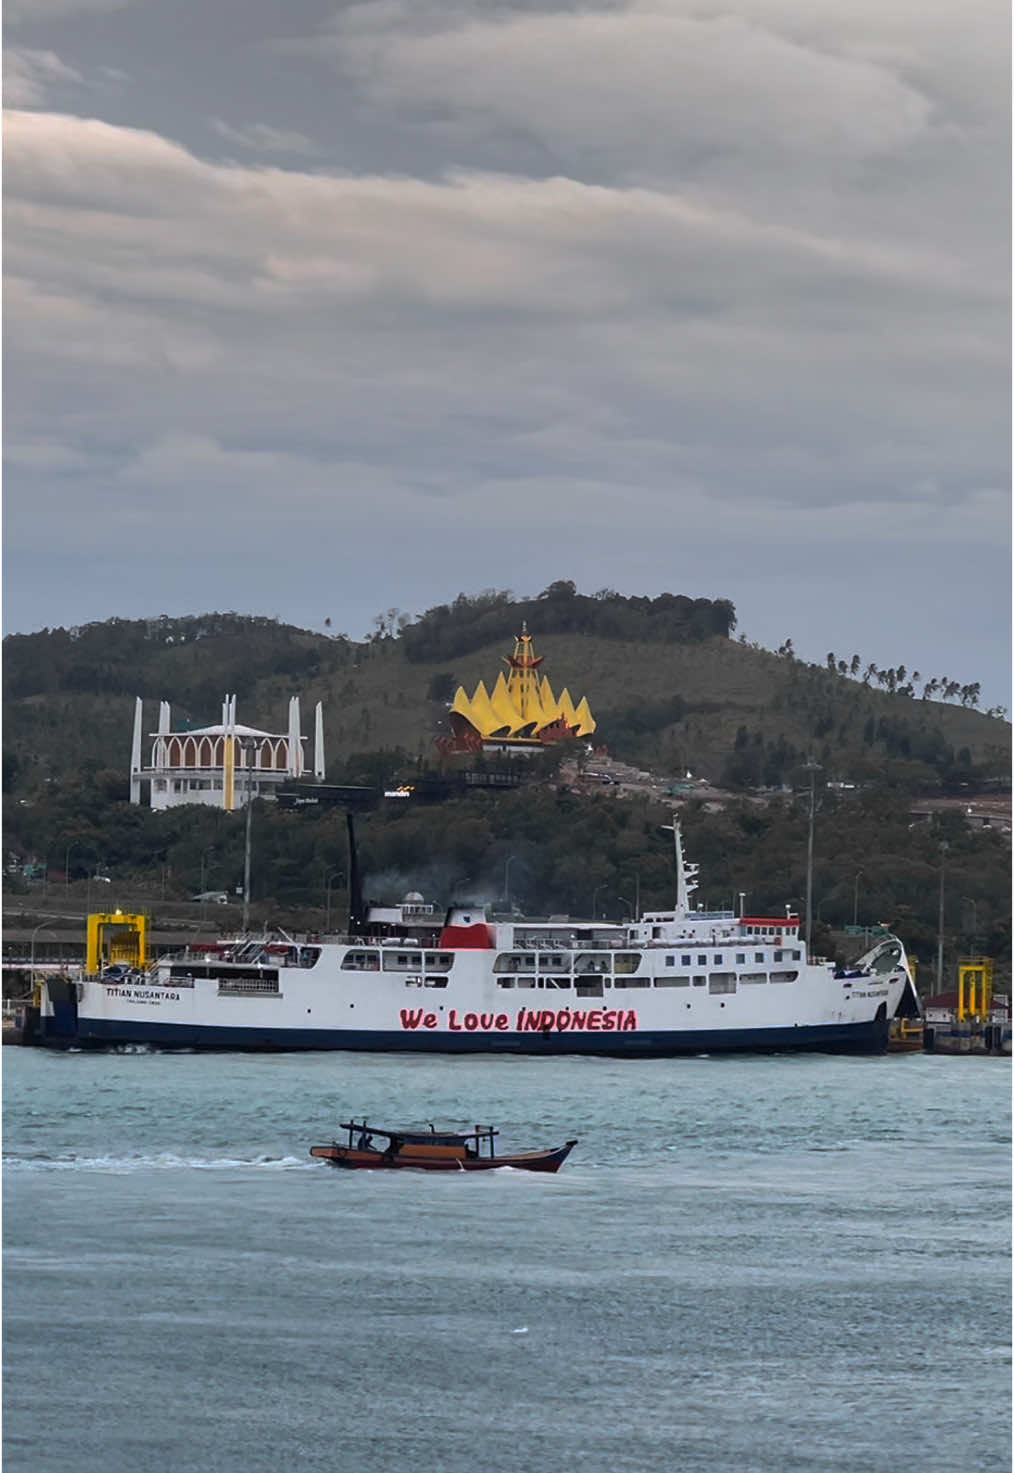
[339,1121,498,1145]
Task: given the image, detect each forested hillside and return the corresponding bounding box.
[3,587,1009,798]
[4,588,1009,981]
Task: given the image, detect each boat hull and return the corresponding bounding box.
[310,1141,577,1172]
[57,1015,890,1055]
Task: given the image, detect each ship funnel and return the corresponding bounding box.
[346,812,367,937]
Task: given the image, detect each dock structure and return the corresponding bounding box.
[923,957,1011,1056]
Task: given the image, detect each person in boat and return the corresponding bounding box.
[357,1130,374,1151]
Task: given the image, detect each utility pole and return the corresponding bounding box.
[936,841,948,991]
[241,739,256,932]
[803,761,821,957]
[504,855,516,912]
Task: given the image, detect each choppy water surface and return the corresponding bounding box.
[4,1049,1010,1473]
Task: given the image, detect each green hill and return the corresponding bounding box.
[3,591,1009,984]
[3,591,1008,796]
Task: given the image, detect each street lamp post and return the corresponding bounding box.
[240,739,258,932]
[64,840,96,890]
[617,894,634,922]
[621,872,641,921]
[30,922,56,980]
[200,846,216,894]
[504,855,516,912]
[853,869,864,927]
[592,883,606,920]
[802,761,821,958]
[936,841,948,990]
[324,870,344,933]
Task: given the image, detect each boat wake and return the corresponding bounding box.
[3,1152,314,1173]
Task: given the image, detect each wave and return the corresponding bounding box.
[3,1152,314,1173]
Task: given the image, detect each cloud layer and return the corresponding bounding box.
[3,0,1009,701]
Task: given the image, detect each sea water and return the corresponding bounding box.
[3,1049,1010,1473]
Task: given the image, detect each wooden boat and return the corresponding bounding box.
[310,1120,577,1173]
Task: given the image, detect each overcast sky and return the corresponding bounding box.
[4,0,1010,705]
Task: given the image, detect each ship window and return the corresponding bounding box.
[654,976,690,988]
[498,978,515,988]
[714,954,723,964]
[792,950,801,960]
[770,970,798,983]
[541,978,571,990]
[693,975,706,987]
[342,950,380,971]
[494,953,535,974]
[755,953,764,963]
[539,953,569,972]
[574,954,610,975]
[382,952,423,972]
[736,953,746,964]
[516,977,536,988]
[774,950,784,961]
[575,980,604,998]
[681,954,691,966]
[697,954,707,966]
[665,956,675,966]
[424,977,447,988]
[709,974,736,994]
[652,926,662,938]
[740,972,767,984]
[424,952,454,971]
[614,977,650,989]
[613,953,641,975]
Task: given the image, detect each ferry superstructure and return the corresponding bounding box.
[35,826,920,1054]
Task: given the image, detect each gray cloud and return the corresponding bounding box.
[4,47,84,105]
[210,118,322,157]
[2,1,1009,704]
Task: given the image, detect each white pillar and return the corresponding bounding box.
[129,698,143,805]
[314,702,325,780]
[288,697,302,776]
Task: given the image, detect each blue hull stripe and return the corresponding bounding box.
[63,1018,889,1055]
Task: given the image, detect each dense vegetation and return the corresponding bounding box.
[399,583,737,663]
[4,589,1009,984]
[6,771,1009,985]
[3,592,1008,799]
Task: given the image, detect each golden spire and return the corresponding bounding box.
[443,627,596,749]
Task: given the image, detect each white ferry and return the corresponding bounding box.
[35,826,920,1054]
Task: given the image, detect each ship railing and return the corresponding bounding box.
[218,977,281,997]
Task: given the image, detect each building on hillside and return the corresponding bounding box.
[129,694,325,811]
[437,626,596,756]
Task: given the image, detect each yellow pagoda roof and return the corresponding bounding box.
[447,629,596,745]
[571,695,597,737]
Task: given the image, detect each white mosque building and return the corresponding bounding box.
[129,694,325,812]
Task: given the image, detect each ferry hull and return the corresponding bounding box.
[62,1015,889,1055]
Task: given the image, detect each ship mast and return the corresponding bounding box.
[664,816,699,918]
